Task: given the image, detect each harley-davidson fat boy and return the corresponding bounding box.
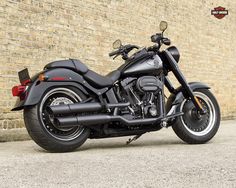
[12,21,220,152]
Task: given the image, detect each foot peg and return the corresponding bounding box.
[126,134,142,145]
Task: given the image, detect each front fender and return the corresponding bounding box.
[12,68,89,111]
[166,82,210,113]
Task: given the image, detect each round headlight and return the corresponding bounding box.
[166,46,180,63]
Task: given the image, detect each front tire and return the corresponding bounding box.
[172,89,220,144]
[24,87,90,152]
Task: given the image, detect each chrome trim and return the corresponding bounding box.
[180,91,216,136]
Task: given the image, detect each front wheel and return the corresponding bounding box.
[24,87,90,152]
[172,88,220,144]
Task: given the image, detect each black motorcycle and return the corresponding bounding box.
[12,21,220,152]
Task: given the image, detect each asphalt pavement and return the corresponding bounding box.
[0,120,235,188]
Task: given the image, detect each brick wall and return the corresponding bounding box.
[0,0,235,129]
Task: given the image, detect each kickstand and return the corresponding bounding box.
[126,134,142,145]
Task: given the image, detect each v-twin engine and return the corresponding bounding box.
[121,76,163,118]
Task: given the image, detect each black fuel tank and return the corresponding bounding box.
[121,53,163,77]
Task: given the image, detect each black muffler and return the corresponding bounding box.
[54,115,162,128]
[47,102,130,115]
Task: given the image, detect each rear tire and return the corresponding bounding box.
[24,87,90,152]
[172,89,220,144]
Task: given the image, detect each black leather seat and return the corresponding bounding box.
[45,59,89,74]
[84,70,121,88]
[45,59,120,88]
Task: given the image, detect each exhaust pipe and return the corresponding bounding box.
[54,115,162,128]
[47,102,130,115]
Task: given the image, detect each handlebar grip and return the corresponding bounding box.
[124,45,139,52]
[162,38,171,45]
[109,49,120,57]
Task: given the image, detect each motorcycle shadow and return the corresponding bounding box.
[79,138,185,152]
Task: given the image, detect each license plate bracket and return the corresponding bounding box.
[18,68,30,85]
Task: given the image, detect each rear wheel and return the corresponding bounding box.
[24,87,90,152]
[172,89,220,144]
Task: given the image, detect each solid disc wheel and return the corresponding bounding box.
[24,87,90,152]
[172,89,220,144]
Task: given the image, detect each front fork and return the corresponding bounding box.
[164,51,206,114]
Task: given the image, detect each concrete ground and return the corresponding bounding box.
[0,120,235,188]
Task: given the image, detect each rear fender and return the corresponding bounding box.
[12,68,106,111]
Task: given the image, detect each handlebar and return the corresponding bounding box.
[151,33,162,43]
[109,35,170,59]
[147,45,159,52]
[109,44,139,58]
[148,33,171,52]
[109,49,120,57]
[162,38,171,45]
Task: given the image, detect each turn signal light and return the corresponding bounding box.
[39,73,48,81]
[12,85,26,97]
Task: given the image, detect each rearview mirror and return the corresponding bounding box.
[160,21,168,32]
[113,39,122,49]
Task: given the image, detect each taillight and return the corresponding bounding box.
[21,79,31,86]
[12,85,26,97]
[13,68,31,99]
